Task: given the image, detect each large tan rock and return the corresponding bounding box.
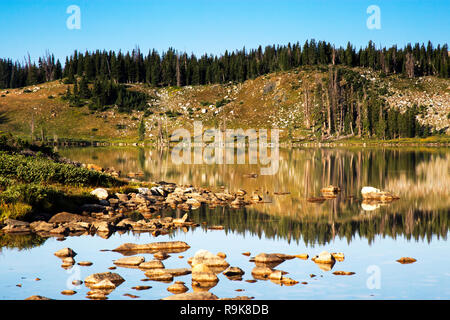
[112,241,190,253]
[90,279,116,289]
[167,281,189,293]
[189,249,229,268]
[144,269,174,281]
[311,251,335,264]
[113,256,145,266]
[84,272,125,285]
[54,248,77,258]
[138,260,165,269]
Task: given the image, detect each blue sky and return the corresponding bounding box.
[0,0,449,63]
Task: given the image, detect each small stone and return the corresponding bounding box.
[61,290,77,295]
[332,271,355,276]
[295,253,309,260]
[72,280,83,286]
[396,257,417,264]
[132,286,152,291]
[242,252,251,256]
[78,261,93,266]
[35,278,41,281]
[124,293,140,299]
[217,252,227,258]
[154,251,170,260]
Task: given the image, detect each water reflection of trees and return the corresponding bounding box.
[169,205,448,246]
[59,146,450,245]
[0,233,46,252]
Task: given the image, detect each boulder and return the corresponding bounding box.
[167,281,189,293]
[1,219,30,233]
[331,252,345,262]
[189,249,229,268]
[84,272,125,285]
[192,263,218,282]
[268,270,283,281]
[54,248,77,258]
[138,260,165,269]
[251,266,273,279]
[223,266,245,276]
[144,269,174,281]
[154,251,170,260]
[49,226,69,235]
[114,256,145,266]
[311,251,335,264]
[30,221,55,232]
[361,186,399,201]
[91,188,109,200]
[92,221,113,233]
[90,279,116,289]
[162,292,218,300]
[48,212,93,224]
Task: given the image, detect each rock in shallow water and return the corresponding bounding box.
[114,256,145,266]
[84,272,125,285]
[54,247,77,258]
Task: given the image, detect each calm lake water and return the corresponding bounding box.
[1,146,449,300]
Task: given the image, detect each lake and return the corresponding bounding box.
[1,146,449,300]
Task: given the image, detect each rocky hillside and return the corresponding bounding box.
[0,65,449,142]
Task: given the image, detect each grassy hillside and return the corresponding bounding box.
[1,65,449,143]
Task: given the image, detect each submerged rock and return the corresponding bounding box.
[332,271,355,276]
[162,292,218,300]
[112,241,190,253]
[25,295,52,300]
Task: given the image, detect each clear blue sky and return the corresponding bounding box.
[0,0,448,64]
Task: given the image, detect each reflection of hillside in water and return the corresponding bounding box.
[58,146,449,245]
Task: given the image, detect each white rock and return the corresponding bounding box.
[91,188,109,200]
[361,186,381,195]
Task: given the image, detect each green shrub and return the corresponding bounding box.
[0,152,123,187]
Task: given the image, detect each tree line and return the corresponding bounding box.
[0,40,449,89]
